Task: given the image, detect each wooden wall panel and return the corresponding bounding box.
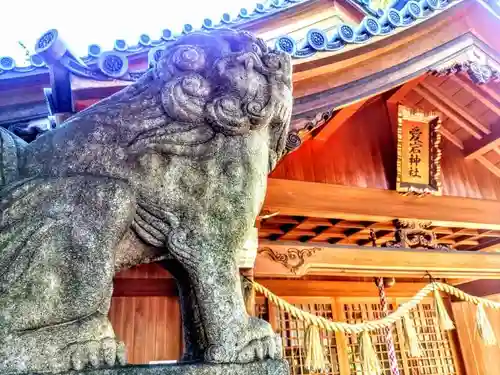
[109,296,182,364]
[271,98,500,200]
[441,140,500,200]
[271,98,397,189]
[452,296,500,375]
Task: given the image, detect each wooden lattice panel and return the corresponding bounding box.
[342,302,404,375]
[259,214,500,251]
[276,301,340,375]
[406,303,457,375]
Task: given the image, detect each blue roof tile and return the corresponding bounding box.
[0,0,464,81]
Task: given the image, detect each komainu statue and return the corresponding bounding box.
[0,29,293,374]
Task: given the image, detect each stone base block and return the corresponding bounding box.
[25,360,289,375]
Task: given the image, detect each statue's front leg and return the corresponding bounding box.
[161,259,208,362]
[177,240,281,364]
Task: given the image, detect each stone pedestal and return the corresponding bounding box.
[24,360,289,375]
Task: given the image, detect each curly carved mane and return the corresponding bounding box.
[66,30,292,163]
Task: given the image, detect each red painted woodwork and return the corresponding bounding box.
[109,296,182,364]
[272,98,500,200]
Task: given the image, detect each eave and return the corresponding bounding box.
[292,1,500,119]
[57,0,500,120]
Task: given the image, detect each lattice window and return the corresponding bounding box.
[258,295,459,375]
[406,303,457,375]
[343,302,404,375]
[276,301,340,375]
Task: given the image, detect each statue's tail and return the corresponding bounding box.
[0,127,27,190]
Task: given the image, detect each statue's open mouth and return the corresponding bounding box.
[127,124,223,158]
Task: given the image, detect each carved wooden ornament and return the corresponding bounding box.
[383,219,451,251]
[257,247,321,274]
[396,105,442,196]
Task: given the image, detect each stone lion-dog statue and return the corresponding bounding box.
[0,29,293,373]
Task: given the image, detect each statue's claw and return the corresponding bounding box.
[65,338,126,371]
[236,334,282,363]
[204,317,282,364]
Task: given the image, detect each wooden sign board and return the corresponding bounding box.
[397,105,442,195]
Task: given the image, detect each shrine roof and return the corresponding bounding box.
[0,0,311,80]
[0,0,484,82]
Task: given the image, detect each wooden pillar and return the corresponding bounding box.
[451,296,500,375]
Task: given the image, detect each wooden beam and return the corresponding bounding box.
[387,76,428,104]
[255,241,500,279]
[440,126,464,149]
[385,76,429,134]
[264,178,500,229]
[112,277,429,298]
[413,85,483,139]
[464,123,500,159]
[256,279,428,297]
[420,80,491,134]
[475,155,500,178]
[448,74,500,117]
[479,84,500,105]
[456,279,500,297]
[313,98,368,142]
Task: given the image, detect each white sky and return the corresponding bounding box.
[0,0,262,66]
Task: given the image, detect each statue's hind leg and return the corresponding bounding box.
[0,176,135,374]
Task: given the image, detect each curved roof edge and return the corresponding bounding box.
[0,0,309,79]
[0,0,467,81]
[282,33,500,151]
[273,0,460,59]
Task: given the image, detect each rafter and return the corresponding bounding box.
[479,84,500,104]
[439,126,464,149]
[463,123,500,159]
[385,76,428,133]
[413,85,483,139]
[387,75,428,104]
[420,80,490,134]
[313,98,368,142]
[475,155,500,178]
[448,74,500,117]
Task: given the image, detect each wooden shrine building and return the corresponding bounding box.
[1,0,500,373]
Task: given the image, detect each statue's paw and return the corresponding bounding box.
[65,338,126,370]
[236,334,282,363]
[204,317,282,363]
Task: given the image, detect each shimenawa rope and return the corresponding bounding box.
[251,281,500,334]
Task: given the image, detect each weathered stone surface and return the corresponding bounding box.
[23,360,289,375]
[0,29,293,374]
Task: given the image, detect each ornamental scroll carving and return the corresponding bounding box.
[383,220,452,251]
[430,47,500,84]
[258,247,322,274]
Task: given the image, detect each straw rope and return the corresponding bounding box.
[252,280,500,334]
